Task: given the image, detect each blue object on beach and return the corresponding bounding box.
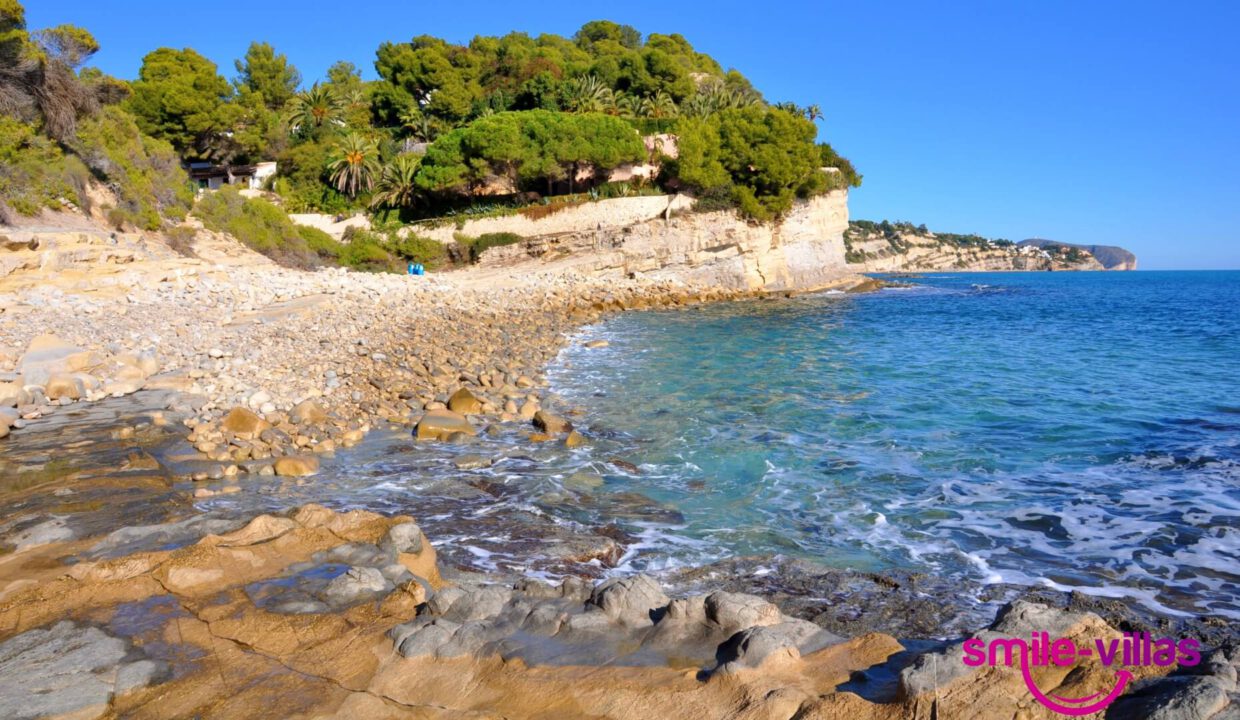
[407,262,426,276]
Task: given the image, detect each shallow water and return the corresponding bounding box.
[546,271,1240,620]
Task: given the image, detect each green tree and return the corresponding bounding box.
[563,75,613,113]
[127,47,235,158]
[818,143,862,188]
[235,41,300,110]
[374,35,483,124]
[669,106,833,221]
[574,21,642,51]
[399,107,438,142]
[370,153,421,209]
[0,0,102,141]
[327,132,379,198]
[640,89,678,128]
[286,83,341,133]
[415,110,644,196]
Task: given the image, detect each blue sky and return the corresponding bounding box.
[29,0,1240,269]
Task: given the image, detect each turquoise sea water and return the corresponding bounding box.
[548,271,1240,619]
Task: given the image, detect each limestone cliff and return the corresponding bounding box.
[437,192,857,292]
[843,223,1134,272]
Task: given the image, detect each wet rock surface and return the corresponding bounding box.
[0,501,1227,719]
[389,573,841,673]
[0,621,165,720]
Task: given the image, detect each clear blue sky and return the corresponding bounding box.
[29,0,1240,269]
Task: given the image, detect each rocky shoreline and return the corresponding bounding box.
[0,238,1235,718]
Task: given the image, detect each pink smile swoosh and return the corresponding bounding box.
[1020,661,1133,716]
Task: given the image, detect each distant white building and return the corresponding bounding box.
[187,161,277,191]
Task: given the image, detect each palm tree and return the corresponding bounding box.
[399,108,438,144]
[651,90,678,119]
[370,153,422,209]
[727,89,761,109]
[614,91,643,119]
[565,75,614,113]
[804,104,823,122]
[327,133,380,198]
[640,90,678,131]
[679,94,708,119]
[287,83,343,132]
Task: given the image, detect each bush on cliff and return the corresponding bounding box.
[415,111,646,196]
[73,106,195,229]
[0,3,193,228]
[452,232,524,264]
[194,186,343,267]
[0,109,194,229]
[665,106,842,222]
[336,228,450,272]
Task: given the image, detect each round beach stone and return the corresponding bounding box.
[532,410,572,435]
[447,388,483,415]
[414,409,476,441]
[273,455,320,476]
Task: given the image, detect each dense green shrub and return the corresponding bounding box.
[194,186,342,267]
[666,106,835,222]
[336,231,394,272]
[74,106,194,229]
[0,108,192,229]
[0,117,88,216]
[385,233,449,268]
[298,224,343,260]
[453,232,524,263]
[416,111,646,195]
[335,228,450,272]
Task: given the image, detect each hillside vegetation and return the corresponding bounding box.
[0,3,192,228]
[1,0,861,272]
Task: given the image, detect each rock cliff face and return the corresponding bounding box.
[843,226,1134,272]
[459,192,856,292]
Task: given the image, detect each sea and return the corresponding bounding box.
[543,270,1240,620]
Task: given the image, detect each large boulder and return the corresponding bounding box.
[44,373,88,401]
[16,334,99,388]
[323,566,391,606]
[587,574,669,626]
[532,410,573,435]
[289,399,328,425]
[273,455,320,477]
[221,407,270,438]
[447,388,483,415]
[704,591,783,635]
[714,620,840,673]
[414,409,476,441]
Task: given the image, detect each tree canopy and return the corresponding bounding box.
[667,106,852,221]
[235,41,300,110]
[416,110,646,195]
[127,47,235,158]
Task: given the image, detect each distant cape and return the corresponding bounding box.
[1018,239,1137,270]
